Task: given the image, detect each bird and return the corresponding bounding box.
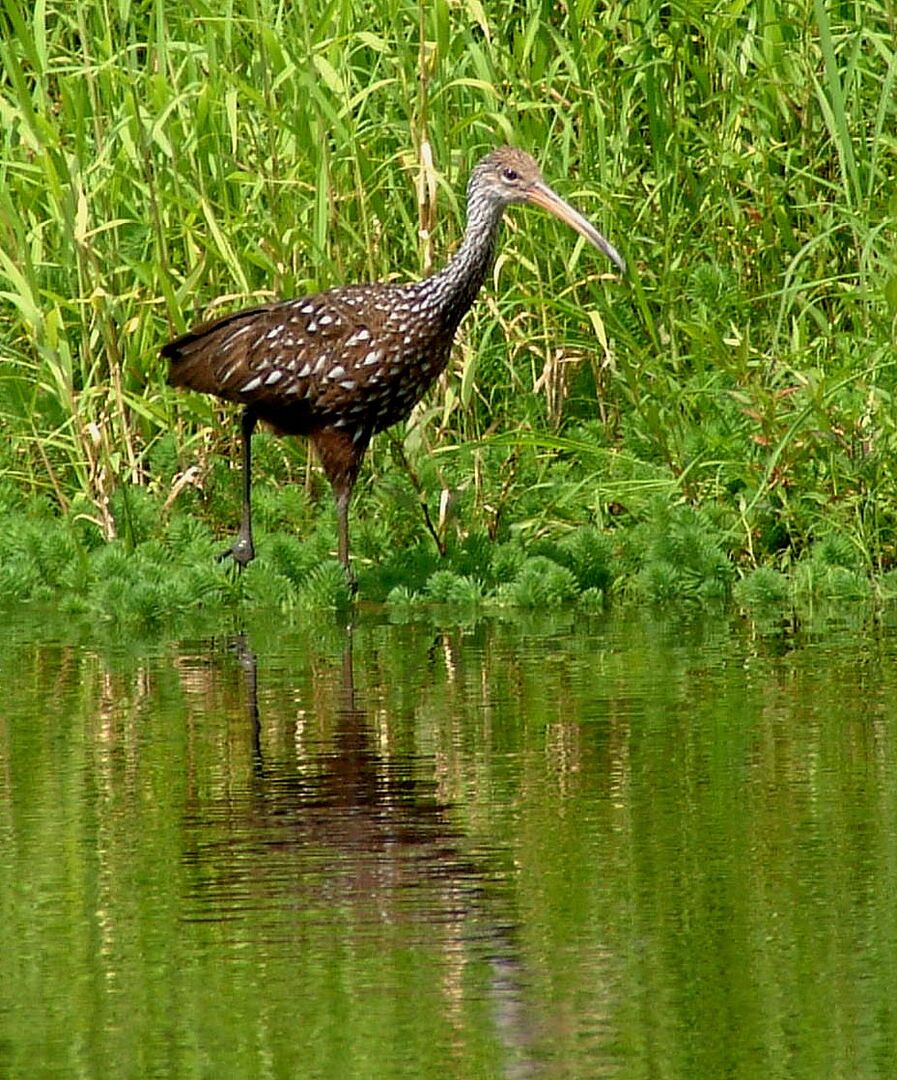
[162,146,625,588]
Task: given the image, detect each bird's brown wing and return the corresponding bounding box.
[163,282,452,439]
[164,286,394,411]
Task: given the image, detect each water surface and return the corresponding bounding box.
[2,607,897,1078]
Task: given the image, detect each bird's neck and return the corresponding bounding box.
[421,193,505,330]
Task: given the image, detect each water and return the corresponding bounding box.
[2,607,897,1078]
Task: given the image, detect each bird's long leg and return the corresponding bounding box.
[312,427,365,595]
[335,481,358,594]
[219,406,258,567]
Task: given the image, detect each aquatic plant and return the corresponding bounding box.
[625,502,734,604]
[425,570,484,605]
[733,568,791,608]
[497,556,579,608]
[297,562,354,611]
[793,538,872,602]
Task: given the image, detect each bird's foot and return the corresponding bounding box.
[345,565,358,597]
[218,537,255,568]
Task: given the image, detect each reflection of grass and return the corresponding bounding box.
[1,2,896,617]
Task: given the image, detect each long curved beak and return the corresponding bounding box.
[527,181,626,274]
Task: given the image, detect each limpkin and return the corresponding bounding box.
[163,147,625,586]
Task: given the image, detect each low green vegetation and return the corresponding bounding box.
[1,0,895,622]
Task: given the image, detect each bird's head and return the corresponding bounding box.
[471,146,626,273]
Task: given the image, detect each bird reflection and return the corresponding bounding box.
[217,630,476,910]
[180,625,539,1079]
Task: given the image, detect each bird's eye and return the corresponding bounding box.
[502,167,519,182]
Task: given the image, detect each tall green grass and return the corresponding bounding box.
[0,0,895,585]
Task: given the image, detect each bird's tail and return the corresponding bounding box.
[162,308,262,398]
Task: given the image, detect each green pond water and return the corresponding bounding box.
[2,606,897,1079]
